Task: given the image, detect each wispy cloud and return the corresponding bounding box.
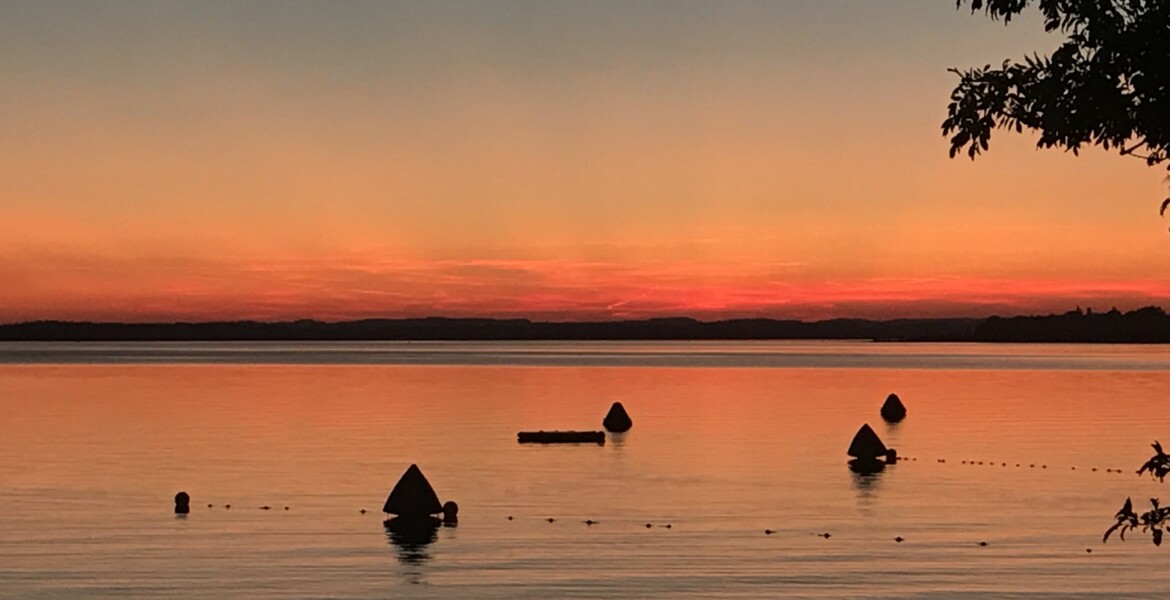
[2,249,1167,323]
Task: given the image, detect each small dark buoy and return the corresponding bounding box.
[764,529,774,535]
[174,492,191,515]
[260,506,271,510]
[645,523,652,528]
[360,509,367,514]
[978,541,988,547]
[584,519,596,526]
[1092,468,1097,472]
[1042,465,1047,469]
[207,503,213,508]
[880,393,907,423]
[225,504,231,509]
[602,402,633,433]
[662,524,672,529]
[442,501,459,525]
[547,517,555,523]
[894,536,904,543]
[1086,548,1092,553]
[821,532,831,539]
[506,515,513,521]
[284,506,289,511]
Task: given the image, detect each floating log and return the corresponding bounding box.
[518,431,606,445]
[602,402,633,433]
[383,464,442,517]
[880,393,907,423]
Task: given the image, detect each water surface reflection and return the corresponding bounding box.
[384,518,439,564]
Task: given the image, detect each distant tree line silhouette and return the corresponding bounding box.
[0,316,981,342]
[975,306,1170,343]
[1,309,1169,342]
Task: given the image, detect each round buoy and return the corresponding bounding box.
[442,501,459,525]
[174,491,191,515]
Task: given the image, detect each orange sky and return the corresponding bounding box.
[2,2,1167,322]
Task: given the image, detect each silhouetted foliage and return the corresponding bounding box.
[1103,442,1170,546]
[946,1,1170,209]
[1104,497,1170,546]
[1138,441,1170,482]
[975,306,1170,342]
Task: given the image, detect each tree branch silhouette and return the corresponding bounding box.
[944,1,1170,216]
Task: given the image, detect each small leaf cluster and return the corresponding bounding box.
[1138,440,1170,481]
[1103,442,1170,546]
[944,1,1170,172]
[1104,497,1170,546]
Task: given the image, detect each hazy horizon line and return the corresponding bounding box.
[2,305,1159,328]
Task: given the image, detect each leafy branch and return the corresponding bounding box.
[946,1,1170,217]
[1104,442,1170,546]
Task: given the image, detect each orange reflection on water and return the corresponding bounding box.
[3,355,1170,598]
[3,361,1166,499]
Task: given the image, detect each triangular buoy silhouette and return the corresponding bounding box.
[847,424,888,459]
[383,464,442,517]
[880,393,907,423]
[602,402,633,432]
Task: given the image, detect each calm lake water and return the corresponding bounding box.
[3,341,1170,599]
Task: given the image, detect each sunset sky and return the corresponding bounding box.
[2,1,1167,323]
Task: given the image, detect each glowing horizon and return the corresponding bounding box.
[2,1,1168,324]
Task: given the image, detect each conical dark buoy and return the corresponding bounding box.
[602,402,632,433]
[880,393,907,423]
[174,491,190,515]
[848,424,897,473]
[383,464,442,518]
[847,424,889,459]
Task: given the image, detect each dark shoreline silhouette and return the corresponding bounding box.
[0,306,1167,343]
